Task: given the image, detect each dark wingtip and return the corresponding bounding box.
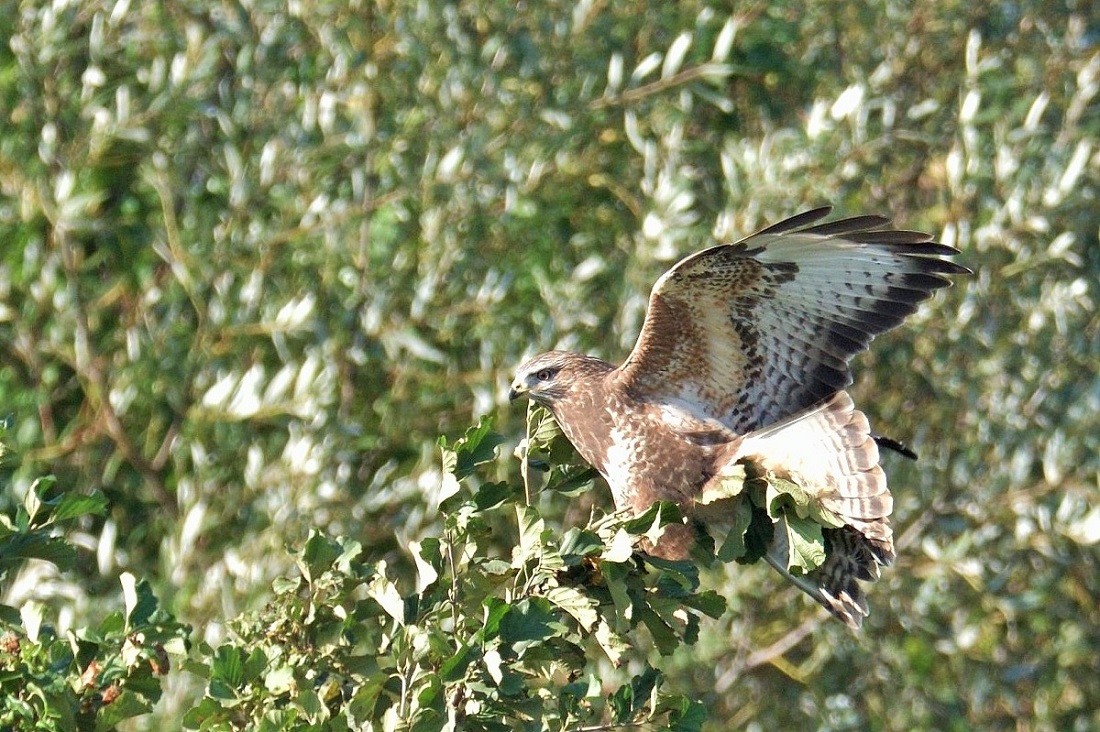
[754,207,833,236]
[940,260,974,277]
[803,214,892,236]
[873,433,918,460]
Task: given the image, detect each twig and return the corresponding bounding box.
[715,610,825,694]
[590,63,731,110]
[740,612,823,671]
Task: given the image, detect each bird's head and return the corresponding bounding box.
[508,351,612,406]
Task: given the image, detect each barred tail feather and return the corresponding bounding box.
[740,391,895,628]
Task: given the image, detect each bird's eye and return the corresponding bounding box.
[535,368,554,381]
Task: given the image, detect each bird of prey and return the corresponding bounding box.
[509,207,968,628]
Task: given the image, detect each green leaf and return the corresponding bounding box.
[715,497,755,562]
[620,501,684,535]
[439,416,504,505]
[22,479,46,524]
[738,504,774,565]
[0,535,77,569]
[478,598,511,643]
[776,514,827,574]
[661,695,708,732]
[526,402,564,450]
[410,539,440,594]
[121,572,139,624]
[559,528,603,561]
[367,570,407,625]
[207,678,237,701]
[182,699,224,728]
[601,561,633,633]
[264,665,294,695]
[120,670,164,700]
[764,474,813,519]
[601,529,635,563]
[242,647,269,684]
[122,575,159,629]
[811,503,847,530]
[760,472,846,529]
[94,689,153,731]
[594,619,630,666]
[479,558,512,576]
[300,531,340,583]
[98,611,125,636]
[515,505,547,560]
[272,576,302,595]
[347,678,387,726]
[473,481,515,510]
[438,470,462,505]
[410,708,446,732]
[524,403,592,479]
[499,598,563,647]
[441,415,504,482]
[301,687,328,722]
[544,464,598,496]
[642,555,700,591]
[20,601,44,643]
[49,490,109,523]
[334,537,365,573]
[545,586,599,631]
[439,643,474,682]
[697,463,747,505]
[679,590,726,619]
[610,665,662,723]
[638,605,680,655]
[609,679,634,723]
[415,672,443,710]
[631,665,662,713]
[211,645,244,687]
[257,711,297,732]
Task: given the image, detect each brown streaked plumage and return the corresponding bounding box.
[509,207,968,628]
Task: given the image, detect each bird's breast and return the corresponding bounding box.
[596,412,726,514]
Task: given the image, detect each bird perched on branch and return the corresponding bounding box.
[509,207,968,628]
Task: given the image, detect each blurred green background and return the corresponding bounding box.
[1,0,1097,728]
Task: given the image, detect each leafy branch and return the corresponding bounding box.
[182,413,719,731]
[1,430,188,730]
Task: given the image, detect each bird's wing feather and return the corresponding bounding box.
[616,207,968,432]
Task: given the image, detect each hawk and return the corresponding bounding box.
[509,207,968,628]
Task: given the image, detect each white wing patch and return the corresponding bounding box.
[657,401,730,436]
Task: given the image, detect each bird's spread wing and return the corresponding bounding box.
[616,207,968,433]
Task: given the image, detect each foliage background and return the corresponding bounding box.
[1,0,1097,728]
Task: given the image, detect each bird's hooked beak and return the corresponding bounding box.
[508,380,526,402]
